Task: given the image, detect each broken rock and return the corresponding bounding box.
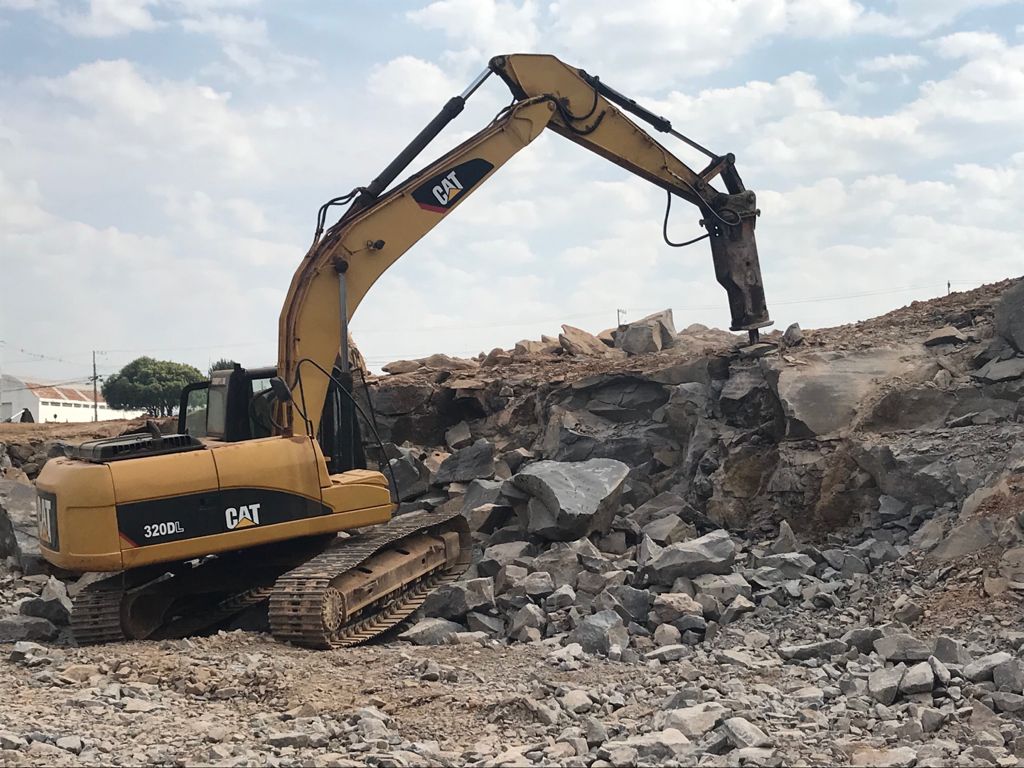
[640,529,736,586]
[567,609,628,656]
[511,458,629,541]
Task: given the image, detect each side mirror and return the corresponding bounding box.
[269,377,292,402]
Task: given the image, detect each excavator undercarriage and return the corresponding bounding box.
[71,510,469,648]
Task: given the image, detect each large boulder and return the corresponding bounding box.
[995,279,1024,352]
[0,479,46,574]
[389,451,430,501]
[567,609,629,655]
[511,459,630,541]
[559,325,620,358]
[615,310,677,355]
[640,529,737,586]
[433,439,495,485]
[761,348,920,438]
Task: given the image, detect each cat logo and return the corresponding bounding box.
[432,171,464,206]
[411,158,494,213]
[225,503,261,530]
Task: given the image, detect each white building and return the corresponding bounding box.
[0,374,144,423]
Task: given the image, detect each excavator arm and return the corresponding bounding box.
[279,53,772,436]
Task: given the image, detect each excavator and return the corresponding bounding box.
[34,54,772,648]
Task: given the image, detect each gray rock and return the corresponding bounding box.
[720,595,756,625]
[0,615,58,642]
[755,552,815,578]
[398,618,463,645]
[389,452,430,501]
[560,324,619,357]
[20,576,72,625]
[466,612,504,636]
[924,326,967,346]
[919,706,945,733]
[510,604,547,638]
[869,665,906,705]
[900,661,935,695]
[659,703,729,738]
[841,626,883,654]
[850,746,918,768]
[645,644,691,662]
[993,660,1024,693]
[55,736,83,754]
[972,356,1024,383]
[653,624,682,646]
[992,692,1024,712]
[614,310,677,356]
[0,480,46,573]
[531,544,582,589]
[929,655,951,686]
[606,728,691,762]
[544,584,576,611]
[445,421,473,450]
[782,323,804,346]
[931,519,996,561]
[461,479,504,517]
[421,578,495,620]
[512,459,630,541]
[567,609,629,655]
[478,541,532,577]
[641,514,694,545]
[648,592,703,626]
[778,639,848,661]
[873,633,931,662]
[640,529,736,585]
[434,439,495,485]
[692,573,751,603]
[596,585,652,625]
[965,652,1013,682]
[995,279,1024,352]
[720,717,770,748]
[769,520,797,554]
[523,571,555,598]
[933,635,972,665]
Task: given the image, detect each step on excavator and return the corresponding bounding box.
[35,54,772,648]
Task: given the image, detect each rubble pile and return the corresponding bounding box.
[1,279,1024,765]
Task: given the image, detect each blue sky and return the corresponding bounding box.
[2,0,1023,382]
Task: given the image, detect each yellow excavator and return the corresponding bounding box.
[34,54,772,648]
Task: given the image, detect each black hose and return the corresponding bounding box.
[662,190,711,248]
[294,358,401,506]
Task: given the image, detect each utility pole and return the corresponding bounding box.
[617,309,627,326]
[92,351,98,421]
[947,281,951,295]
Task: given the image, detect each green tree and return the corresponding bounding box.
[208,358,237,376]
[102,357,204,417]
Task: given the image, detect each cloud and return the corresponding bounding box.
[858,53,927,72]
[927,30,1007,58]
[368,56,459,106]
[40,60,261,175]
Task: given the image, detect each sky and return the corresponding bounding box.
[1,0,1023,385]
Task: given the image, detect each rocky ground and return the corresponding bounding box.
[2,279,1024,766]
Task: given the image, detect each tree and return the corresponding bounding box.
[208,358,237,376]
[102,357,204,417]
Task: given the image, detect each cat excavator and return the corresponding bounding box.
[34,54,772,648]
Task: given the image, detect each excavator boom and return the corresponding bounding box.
[279,53,771,436]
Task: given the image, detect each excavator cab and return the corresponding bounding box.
[177,364,367,471]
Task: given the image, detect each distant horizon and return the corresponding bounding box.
[5,273,1018,382]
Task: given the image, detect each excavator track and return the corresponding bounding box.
[70,583,127,645]
[269,509,471,649]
